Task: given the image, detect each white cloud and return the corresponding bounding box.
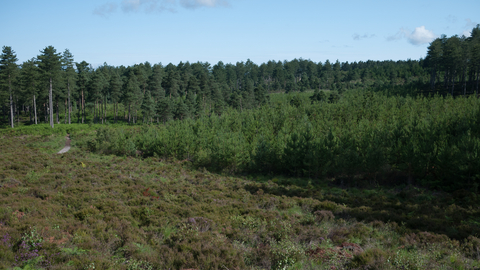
[387,26,437,46]
[461,30,472,38]
[407,26,437,45]
[94,0,229,15]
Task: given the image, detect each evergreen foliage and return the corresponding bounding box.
[88,90,480,192]
[0,46,18,128]
[37,46,62,128]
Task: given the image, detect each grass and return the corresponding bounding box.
[0,126,480,269]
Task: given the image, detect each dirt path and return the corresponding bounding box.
[57,134,71,154]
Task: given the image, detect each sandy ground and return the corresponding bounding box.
[57,134,71,154]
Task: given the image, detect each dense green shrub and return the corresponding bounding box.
[87,91,480,191]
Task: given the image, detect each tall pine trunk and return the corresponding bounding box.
[9,92,14,128]
[475,70,480,97]
[68,80,71,124]
[64,99,67,124]
[33,94,37,124]
[15,96,19,126]
[104,97,106,123]
[49,77,54,128]
[9,75,14,128]
[77,98,81,123]
[44,103,47,123]
[94,100,97,124]
[128,104,131,124]
[451,72,456,96]
[56,100,59,124]
[81,90,85,124]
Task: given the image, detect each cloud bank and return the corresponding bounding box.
[94,0,230,16]
[387,26,437,46]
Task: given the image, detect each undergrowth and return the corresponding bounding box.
[0,129,479,269]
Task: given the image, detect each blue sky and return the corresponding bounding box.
[2,0,479,68]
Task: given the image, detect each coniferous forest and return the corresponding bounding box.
[0,25,480,269]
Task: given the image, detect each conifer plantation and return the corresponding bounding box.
[1,26,480,269]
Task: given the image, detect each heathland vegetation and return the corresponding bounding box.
[0,26,480,269]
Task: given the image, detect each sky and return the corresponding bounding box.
[1,0,479,68]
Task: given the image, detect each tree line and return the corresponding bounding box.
[0,24,479,128]
[0,47,428,128]
[425,25,480,95]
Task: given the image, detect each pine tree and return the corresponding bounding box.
[185,75,199,116]
[141,90,155,123]
[185,88,196,117]
[444,36,462,95]
[38,46,62,128]
[0,46,18,128]
[229,91,243,111]
[213,61,227,85]
[89,70,107,123]
[174,97,189,120]
[147,64,165,122]
[284,73,296,93]
[333,59,342,83]
[134,64,148,95]
[163,65,180,99]
[109,72,123,123]
[242,78,255,109]
[98,63,113,123]
[148,64,165,102]
[426,38,443,90]
[469,25,480,95]
[156,98,172,123]
[20,59,40,124]
[75,61,90,123]
[62,49,76,124]
[123,71,141,124]
[254,85,268,106]
[211,82,225,115]
[322,60,333,87]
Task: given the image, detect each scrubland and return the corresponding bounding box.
[1,91,480,269]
